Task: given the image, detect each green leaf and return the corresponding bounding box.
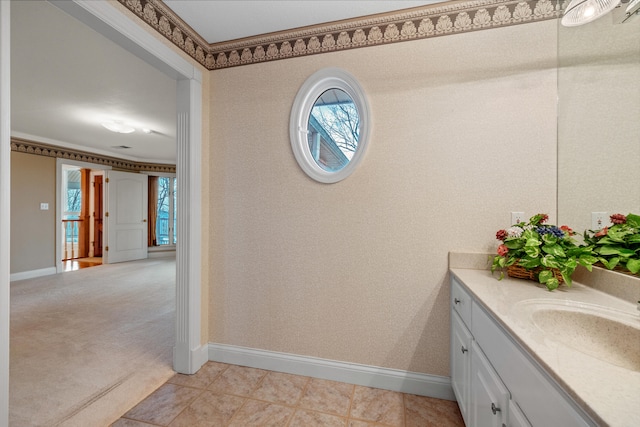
[627,234,640,244]
[538,269,552,284]
[599,257,620,270]
[540,255,560,269]
[524,246,541,258]
[593,237,614,245]
[525,237,542,247]
[578,254,598,266]
[519,258,541,268]
[561,271,572,287]
[626,213,640,228]
[598,245,622,256]
[505,240,524,250]
[545,277,560,291]
[626,258,640,274]
[617,248,636,258]
[542,244,565,257]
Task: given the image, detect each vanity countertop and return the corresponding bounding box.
[450,267,640,427]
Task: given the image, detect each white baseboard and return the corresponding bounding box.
[148,250,176,259]
[208,343,455,401]
[10,267,57,282]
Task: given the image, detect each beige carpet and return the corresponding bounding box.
[10,257,176,426]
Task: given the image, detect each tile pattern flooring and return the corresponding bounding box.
[112,361,464,427]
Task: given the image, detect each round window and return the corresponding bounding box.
[290,68,371,183]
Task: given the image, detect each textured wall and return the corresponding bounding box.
[10,152,56,273]
[208,20,558,376]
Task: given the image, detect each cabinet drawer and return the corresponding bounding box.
[451,277,472,328]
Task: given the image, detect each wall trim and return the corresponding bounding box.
[118,0,562,70]
[1,2,11,424]
[208,343,455,401]
[10,267,57,282]
[11,137,176,174]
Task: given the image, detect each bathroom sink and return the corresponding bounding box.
[516,300,640,372]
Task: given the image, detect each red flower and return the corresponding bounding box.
[594,226,608,237]
[560,225,575,236]
[497,244,509,256]
[540,214,549,224]
[496,229,508,241]
[610,214,626,225]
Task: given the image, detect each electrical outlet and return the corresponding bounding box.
[511,212,525,225]
[40,203,49,210]
[591,212,607,230]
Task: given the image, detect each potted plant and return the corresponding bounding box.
[491,214,597,291]
[583,213,640,276]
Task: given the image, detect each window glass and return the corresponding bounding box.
[308,89,359,172]
[155,176,176,245]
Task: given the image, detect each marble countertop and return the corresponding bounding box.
[449,267,640,427]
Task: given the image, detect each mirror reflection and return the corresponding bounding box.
[307,89,360,172]
[557,12,640,232]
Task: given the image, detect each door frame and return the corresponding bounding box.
[56,159,111,273]
[0,1,205,424]
[0,2,11,425]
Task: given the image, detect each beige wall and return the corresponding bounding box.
[10,152,56,273]
[208,20,558,376]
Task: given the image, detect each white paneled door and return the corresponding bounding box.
[104,170,148,264]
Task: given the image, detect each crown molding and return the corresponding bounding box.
[118,0,561,70]
[11,137,176,174]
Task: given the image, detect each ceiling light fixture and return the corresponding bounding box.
[101,120,135,134]
[561,0,621,26]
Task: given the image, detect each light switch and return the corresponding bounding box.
[40,203,49,210]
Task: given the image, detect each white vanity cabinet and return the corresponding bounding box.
[450,275,596,427]
[451,277,513,427]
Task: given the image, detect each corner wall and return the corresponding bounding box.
[208,20,558,376]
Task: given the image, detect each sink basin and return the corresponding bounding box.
[517,300,640,372]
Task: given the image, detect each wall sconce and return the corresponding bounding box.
[561,0,621,26]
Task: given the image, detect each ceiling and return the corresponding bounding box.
[11,0,441,163]
[164,1,444,44]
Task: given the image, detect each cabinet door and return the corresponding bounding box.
[508,399,532,427]
[471,341,509,427]
[451,311,472,425]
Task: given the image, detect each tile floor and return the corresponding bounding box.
[112,361,464,427]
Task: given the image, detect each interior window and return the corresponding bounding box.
[149,175,176,246]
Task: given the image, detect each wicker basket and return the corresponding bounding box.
[507,264,564,284]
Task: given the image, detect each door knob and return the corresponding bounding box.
[491,403,501,415]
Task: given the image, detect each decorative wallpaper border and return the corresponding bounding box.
[11,138,176,174]
[118,0,561,70]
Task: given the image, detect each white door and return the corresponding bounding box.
[104,170,148,264]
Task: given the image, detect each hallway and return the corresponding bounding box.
[10,257,176,426]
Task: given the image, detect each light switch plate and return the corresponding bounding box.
[511,212,525,225]
[40,203,49,210]
[591,212,607,230]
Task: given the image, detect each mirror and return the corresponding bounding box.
[290,68,370,183]
[557,12,640,233]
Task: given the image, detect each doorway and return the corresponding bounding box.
[60,165,104,272]
[1,2,204,423]
[56,159,110,274]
